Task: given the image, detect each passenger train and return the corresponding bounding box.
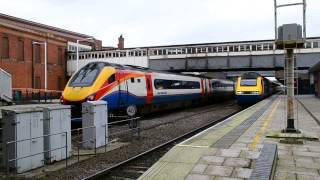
[62,62,235,117]
[235,72,278,105]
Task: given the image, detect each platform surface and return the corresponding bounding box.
[139,95,320,180]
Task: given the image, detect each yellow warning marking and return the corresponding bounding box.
[249,99,281,150]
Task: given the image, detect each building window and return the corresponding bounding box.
[1,36,9,59]
[58,47,63,65]
[18,39,24,61]
[34,43,41,63]
[35,76,41,89]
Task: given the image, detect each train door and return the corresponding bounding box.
[116,71,128,107]
[145,74,153,104]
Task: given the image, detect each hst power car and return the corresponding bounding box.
[235,72,278,105]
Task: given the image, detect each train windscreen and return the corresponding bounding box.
[69,62,106,87]
[240,79,257,86]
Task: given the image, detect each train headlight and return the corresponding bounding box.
[251,91,259,95]
[237,91,244,95]
[87,94,96,101]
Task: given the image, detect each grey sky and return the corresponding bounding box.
[1,0,319,47]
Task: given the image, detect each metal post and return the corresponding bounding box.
[274,0,278,40]
[303,0,307,40]
[284,49,299,132]
[65,131,68,168]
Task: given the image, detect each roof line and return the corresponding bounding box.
[0,13,93,38]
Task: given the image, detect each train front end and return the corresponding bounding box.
[235,72,263,105]
[61,62,116,116]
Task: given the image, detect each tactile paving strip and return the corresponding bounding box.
[211,96,276,149]
[249,143,277,180]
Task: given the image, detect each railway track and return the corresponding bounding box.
[82,108,242,180]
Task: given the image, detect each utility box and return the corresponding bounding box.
[43,105,72,164]
[0,68,12,103]
[1,106,44,173]
[276,23,304,49]
[82,101,108,149]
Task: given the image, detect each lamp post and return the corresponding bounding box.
[32,41,47,91]
[76,37,94,71]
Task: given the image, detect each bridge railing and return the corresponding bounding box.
[67,39,320,61]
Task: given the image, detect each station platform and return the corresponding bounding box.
[139,95,320,180]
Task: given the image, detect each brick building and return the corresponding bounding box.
[0,13,102,91]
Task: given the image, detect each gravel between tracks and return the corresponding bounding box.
[40,101,241,180]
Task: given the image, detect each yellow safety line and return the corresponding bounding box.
[249,99,281,150]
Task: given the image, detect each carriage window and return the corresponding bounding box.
[154,79,200,89]
[107,74,115,84]
[131,78,135,83]
[137,79,141,83]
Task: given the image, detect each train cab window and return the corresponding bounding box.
[131,78,135,83]
[240,79,257,86]
[69,62,106,87]
[107,74,115,84]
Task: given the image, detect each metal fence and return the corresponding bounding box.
[71,117,141,163]
[1,116,140,176]
[12,88,62,103]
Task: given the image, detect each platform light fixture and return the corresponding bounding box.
[32,41,48,91]
[76,37,94,72]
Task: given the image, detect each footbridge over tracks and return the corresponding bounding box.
[67,37,320,76]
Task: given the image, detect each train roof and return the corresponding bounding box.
[82,61,210,79]
[239,72,262,79]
